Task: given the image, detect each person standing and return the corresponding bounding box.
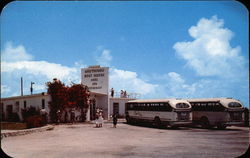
[99,112,103,127]
[56,110,61,124]
[113,113,118,128]
[111,88,114,97]
[120,90,124,98]
[70,109,75,124]
[124,91,127,98]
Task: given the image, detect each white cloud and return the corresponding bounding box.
[173,15,245,77]
[1,42,33,62]
[1,85,11,94]
[1,61,78,82]
[96,49,113,67]
[1,42,81,97]
[110,68,158,95]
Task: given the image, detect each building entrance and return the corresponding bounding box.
[90,99,96,120]
[113,103,119,116]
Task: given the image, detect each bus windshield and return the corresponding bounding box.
[228,102,242,108]
[176,103,190,108]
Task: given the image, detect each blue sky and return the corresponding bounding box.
[1,1,249,107]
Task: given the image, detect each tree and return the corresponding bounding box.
[68,84,90,122]
[46,78,68,123]
[46,79,90,123]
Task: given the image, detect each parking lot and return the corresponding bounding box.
[1,123,249,158]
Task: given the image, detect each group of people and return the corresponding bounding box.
[56,109,76,124]
[110,88,128,98]
[94,108,118,128]
[120,90,127,98]
[95,108,104,128]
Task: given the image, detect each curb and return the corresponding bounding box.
[1,125,54,138]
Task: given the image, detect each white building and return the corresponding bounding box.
[0,65,137,122]
[1,93,50,122]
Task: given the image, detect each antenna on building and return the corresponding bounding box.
[21,77,23,96]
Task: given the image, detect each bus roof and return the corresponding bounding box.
[187,98,243,107]
[127,98,191,108]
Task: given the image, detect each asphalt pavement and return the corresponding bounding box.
[1,123,249,158]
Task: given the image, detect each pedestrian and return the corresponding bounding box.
[99,112,103,127]
[113,113,118,128]
[56,110,61,124]
[70,109,75,124]
[120,90,124,98]
[111,88,114,97]
[64,111,68,123]
[124,91,127,98]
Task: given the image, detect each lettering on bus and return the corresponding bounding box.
[127,102,172,111]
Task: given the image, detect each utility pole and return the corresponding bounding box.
[21,77,23,96]
[30,82,35,95]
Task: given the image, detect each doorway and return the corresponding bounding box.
[113,103,119,116]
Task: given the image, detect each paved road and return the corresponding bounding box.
[1,123,249,158]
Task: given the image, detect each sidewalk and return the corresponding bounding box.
[1,125,54,138]
[104,118,126,123]
[1,119,126,138]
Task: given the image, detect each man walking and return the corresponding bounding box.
[113,113,118,128]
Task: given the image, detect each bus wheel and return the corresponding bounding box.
[200,117,210,129]
[217,123,227,130]
[154,117,162,128]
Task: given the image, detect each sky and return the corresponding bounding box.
[1,1,249,107]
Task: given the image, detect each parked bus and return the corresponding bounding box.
[188,98,245,129]
[125,99,192,128]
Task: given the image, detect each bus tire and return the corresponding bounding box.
[154,117,162,128]
[126,116,130,124]
[217,123,227,130]
[200,117,210,129]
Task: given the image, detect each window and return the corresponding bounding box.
[42,99,45,109]
[23,101,27,109]
[191,101,225,111]
[176,103,189,108]
[113,103,119,115]
[228,102,242,108]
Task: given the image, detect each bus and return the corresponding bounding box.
[125,99,192,128]
[187,98,245,129]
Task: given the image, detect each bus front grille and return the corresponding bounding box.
[229,112,243,121]
[177,112,190,121]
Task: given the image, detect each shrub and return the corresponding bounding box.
[9,112,20,122]
[21,106,40,122]
[26,115,44,128]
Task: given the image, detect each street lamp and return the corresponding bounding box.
[30,82,35,95]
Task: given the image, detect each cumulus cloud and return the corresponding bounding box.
[173,15,245,77]
[1,42,33,62]
[1,85,11,94]
[110,68,158,95]
[1,61,78,82]
[96,49,113,67]
[1,43,157,98]
[1,42,80,97]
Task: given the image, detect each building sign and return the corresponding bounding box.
[81,66,109,94]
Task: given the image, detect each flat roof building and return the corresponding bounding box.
[1,66,137,122]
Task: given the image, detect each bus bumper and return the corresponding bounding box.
[169,121,192,127]
[225,122,245,126]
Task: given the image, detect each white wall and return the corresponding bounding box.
[109,98,135,118]
[1,94,51,121]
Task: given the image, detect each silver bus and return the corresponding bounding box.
[125,99,192,128]
[188,98,245,129]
